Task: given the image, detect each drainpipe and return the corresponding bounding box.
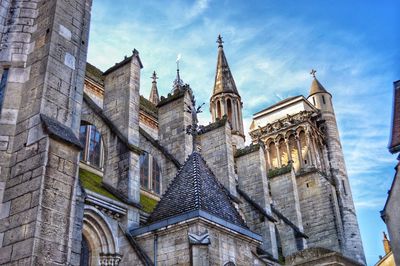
[154,234,158,266]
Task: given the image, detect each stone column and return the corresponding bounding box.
[232,98,238,131]
[296,135,304,168]
[0,0,92,265]
[265,146,272,170]
[306,131,316,167]
[275,140,282,167]
[285,138,292,164]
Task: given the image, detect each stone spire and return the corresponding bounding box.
[210,35,245,148]
[309,69,329,96]
[212,34,239,97]
[149,71,160,105]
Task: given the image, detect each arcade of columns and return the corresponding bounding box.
[252,122,329,174]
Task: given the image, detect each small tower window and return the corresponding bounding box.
[216,100,222,119]
[342,179,347,195]
[312,97,316,106]
[0,68,9,113]
[227,98,233,123]
[322,95,326,104]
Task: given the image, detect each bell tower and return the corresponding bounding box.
[210,35,245,148]
[307,70,366,264]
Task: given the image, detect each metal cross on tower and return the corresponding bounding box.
[217,34,224,48]
[151,71,158,83]
[310,69,317,78]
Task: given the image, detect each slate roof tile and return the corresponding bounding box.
[147,151,247,228]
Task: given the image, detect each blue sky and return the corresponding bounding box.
[87,1,399,265]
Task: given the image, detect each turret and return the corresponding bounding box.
[149,71,160,105]
[307,70,366,264]
[210,35,245,149]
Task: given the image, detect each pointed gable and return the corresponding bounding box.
[147,152,246,228]
[212,35,239,97]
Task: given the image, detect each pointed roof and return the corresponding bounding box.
[149,71,160,105]
[147,151,246,228]
[212,35,239,97]
[309,77,329,96]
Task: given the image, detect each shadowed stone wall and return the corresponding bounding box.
[236,147,278,258]
[0,0,92,264]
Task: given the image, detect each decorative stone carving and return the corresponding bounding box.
[99,253,122,266]
[188,232,211,245]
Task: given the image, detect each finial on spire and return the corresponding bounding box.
[310,69,317,78]
[173,54,184,92]
[151,71,158,83]
[217,34,224,48]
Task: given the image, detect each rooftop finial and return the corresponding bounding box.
[173,54,184,92]
[310,69,317,78]
[151,71,158,83]
[185,96,205,151]
[217,34,224,48]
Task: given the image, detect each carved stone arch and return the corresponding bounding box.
[265,137,275,147]
[82,206,121,265]
[274,134,285,143]
[284,129,295,139]
[295,125,306,136]
[224,262,236,266]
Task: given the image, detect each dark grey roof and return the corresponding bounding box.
[147,152,247,228]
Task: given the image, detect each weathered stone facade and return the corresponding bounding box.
[0,2,365,265]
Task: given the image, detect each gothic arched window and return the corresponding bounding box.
[140,152,161,194]
[79,124,104,169]
[216,100,222,119]
[227,98,233,123]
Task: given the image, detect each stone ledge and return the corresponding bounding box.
[40,114,82,149]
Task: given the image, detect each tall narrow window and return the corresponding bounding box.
[216,100,222,119]
[88,126,101,166]
[79,124,104,169]
[322,95,326,104]
[79,125,88,161]
[152,158,161,194]
[140,153,149,189]
[227,98,232,123]
[312,97,316,105]
[139,152,162,195]
[0,69,9,113]
[342,180,347,195]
